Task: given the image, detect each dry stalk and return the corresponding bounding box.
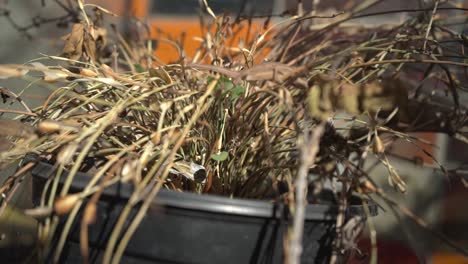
[287,122,325,264]
[423,0,440,51]
[1,1,468,262]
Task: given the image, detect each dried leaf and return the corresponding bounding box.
[90,26,107,45]
[0,86,13,103]
[149,67,172,84]
[62,23,85,60]
[83,30,97,62]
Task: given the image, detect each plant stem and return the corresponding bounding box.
[111,102,213,264]
[52,134,147,262]
[104,78,219,264]
[344,58,468,70]
[287,122,325,264]
[423,0,440,51]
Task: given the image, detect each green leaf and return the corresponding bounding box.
[217,77,233,91]
[223,80,234,90]
[230,85,245,101]
[134,64,145,73]
[211,151,229,162]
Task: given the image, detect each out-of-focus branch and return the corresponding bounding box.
[287,122,325,264]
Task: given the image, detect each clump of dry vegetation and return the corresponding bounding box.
[1,0,468,263]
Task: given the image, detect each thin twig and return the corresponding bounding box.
[287,122,325,264]
[423,0,440,51]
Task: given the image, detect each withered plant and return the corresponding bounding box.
[0,0,468,263]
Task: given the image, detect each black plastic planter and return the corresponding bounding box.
[31,160,377,264]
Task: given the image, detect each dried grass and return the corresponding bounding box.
[1,0,468,262]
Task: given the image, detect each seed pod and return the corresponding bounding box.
[373,134,385,154]
[151,131,161,145]
[388,167,407,193]
[80,68,98,77]
[140,142,155,166]
[37,120,62,134]
[57,142,78,166]
[121,159,139,182]
[38,222,50,245]
[149,67,172,84]
[360,180,377,194]
[100,64,114,77]
[83,202,97,225]
[54,194,81,215]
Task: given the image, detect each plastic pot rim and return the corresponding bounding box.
[30,159,378,221]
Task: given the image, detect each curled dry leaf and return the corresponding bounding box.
[88,26,107,58]
[62,23,107,62]
[0,86,14,103]
[62,23,85,61]
[149,67,173,84]
[54,193,81,215]
[83,29,97,62]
